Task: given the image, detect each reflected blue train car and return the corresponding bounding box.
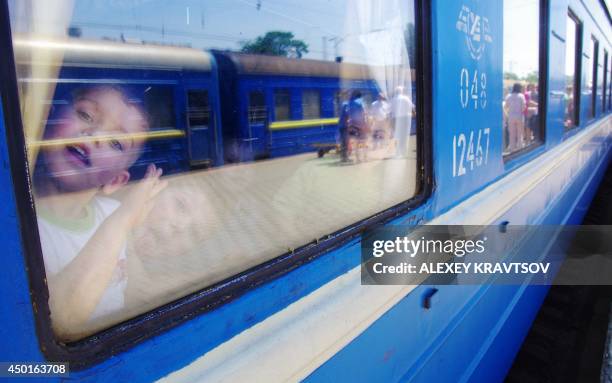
[13,36,225,176]
[212,51,380,161]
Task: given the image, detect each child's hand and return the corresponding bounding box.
[120,164,168,227]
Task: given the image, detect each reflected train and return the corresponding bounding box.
[14,36,389,175]
[1,0,612,382]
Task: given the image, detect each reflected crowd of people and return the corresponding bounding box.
[338,86,415,164]
[503,82,539,154]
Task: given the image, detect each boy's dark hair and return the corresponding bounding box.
[512,83,523,94]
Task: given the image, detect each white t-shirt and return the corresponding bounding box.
[505,93,526,119]
[37,196,127,320]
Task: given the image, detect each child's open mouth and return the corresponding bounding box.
[65,144,92,167]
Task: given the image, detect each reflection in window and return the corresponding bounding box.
[502,0,541,155]
[333,91,342,117]
[361,91,373,107]
[604,51,609,112]
[565,12,581,129]
[609,55,612,111]
[9,0,419,341]
[248,91,267,125]
[145,87,177,129]
[187,90,210,127]
[589,37,599,119]
[274,89,291,121]
[302,90,320,119]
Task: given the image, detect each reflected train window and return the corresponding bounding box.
[302,90,321,119]
[7,0,422,346]
[565,11,581,129]
[274,89,291,121]
[248,91,267,125]
[589,36,599,119]
[187,90,211,127]
[502,0,544,157]
[609,55,612,111]
[604,50,609,111]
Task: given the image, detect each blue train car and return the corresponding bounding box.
[0,0,611,382]
[212,51,379,161]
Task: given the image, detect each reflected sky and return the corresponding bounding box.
[10,0,416,64]
[503,0,539,78]
[70,0,411,64]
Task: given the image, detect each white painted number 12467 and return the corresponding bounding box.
[452,128,490,177]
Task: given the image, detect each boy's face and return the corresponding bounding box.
[43,87,147,192]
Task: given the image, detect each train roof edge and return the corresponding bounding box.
[12,34,213,72]
[212,50,415,81]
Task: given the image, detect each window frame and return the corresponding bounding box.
[502,0,549,161]
[590,36,599,119]
[565,9,583,130]
[0,0,433,369]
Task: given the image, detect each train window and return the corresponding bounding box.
[248,91,267,125]
[502,0,543,156]
[609,55,612,111]
[145,87,177,129]
[188,90,211,127]
[302,90,321,119]
[565,11,581,129]
[589,36,599,119]
[7,0,422,347]
[274,89,291,121]
[604,50,609,112]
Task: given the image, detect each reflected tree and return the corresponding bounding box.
[524,70,539,84]
[504,72,520,80]
[241,31,309,58]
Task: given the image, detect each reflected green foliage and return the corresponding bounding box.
[504,72,520,80]
[241,31,309,58]
[524,70,539,84]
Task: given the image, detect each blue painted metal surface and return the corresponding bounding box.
[0,92,47,367]
[1,0,611,381]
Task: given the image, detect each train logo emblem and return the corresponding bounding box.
[456,5,492,60]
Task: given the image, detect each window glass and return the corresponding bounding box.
[565,12,580,129]
[604,51,609,111]
[274,89,291,121]
[248,91,267,125]
[589,37,598,119]
[302,90,320,119]
[609,55,612,111]
[333,90,343,117]
[361,90,374,107]
[188,90,211,127]
[8,0,419,341]
[502,0,541,156]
